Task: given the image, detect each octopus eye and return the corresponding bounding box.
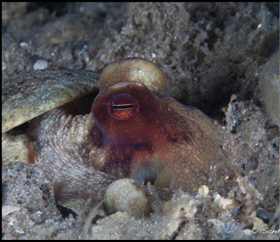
[107,93,140,120]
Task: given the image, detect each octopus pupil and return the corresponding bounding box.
[113,104,134,110]
[107,93,140,120]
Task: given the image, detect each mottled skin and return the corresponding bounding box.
[37,58,235,201]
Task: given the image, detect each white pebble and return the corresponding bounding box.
[2,205,21,217]
[198,185,209,197]
[19,42,28,48]
[104,178,148,218]
[33,59,49,70]
[213,193,234,209]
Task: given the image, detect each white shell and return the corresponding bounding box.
[104,178,148,217]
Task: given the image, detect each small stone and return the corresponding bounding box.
[33,59,49,70]
[213,193,234,209]
[19,42,28,48]
[104,178,148,218]
[198,185,209,197]
[2,205,21,217]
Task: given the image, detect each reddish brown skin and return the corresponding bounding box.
[84,80,235,192]
[36,59,235,207]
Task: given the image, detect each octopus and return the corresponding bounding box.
[36,58,235,202]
